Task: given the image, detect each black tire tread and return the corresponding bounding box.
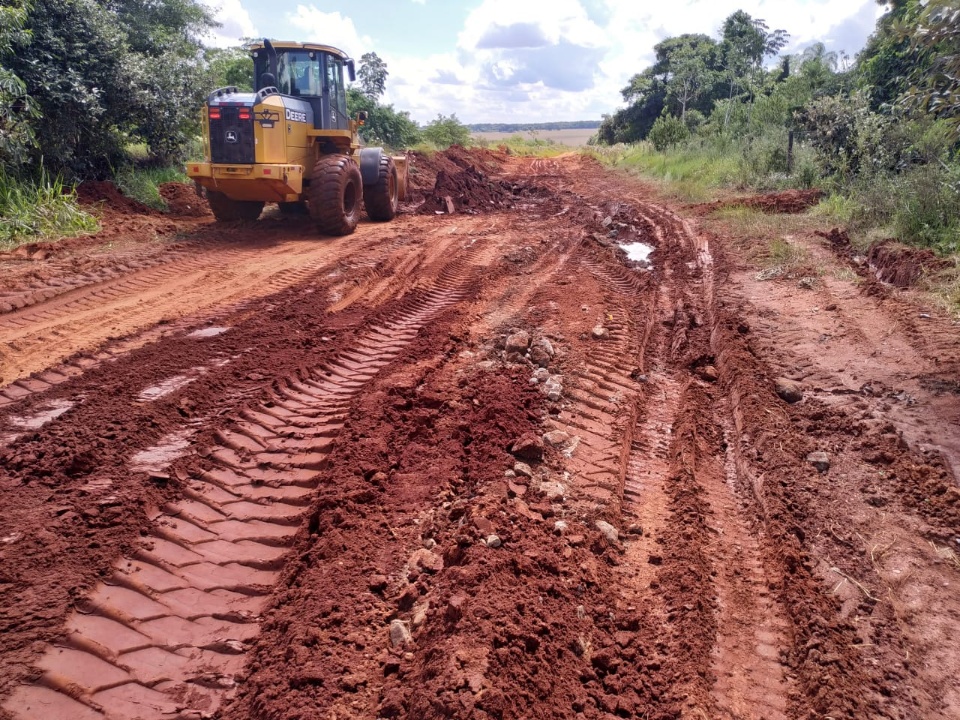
[363,155,399,222]
[309,154,362,236]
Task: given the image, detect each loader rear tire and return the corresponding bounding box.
[309,154,363,236]
[363,154,399,222]
[206,190,264,221]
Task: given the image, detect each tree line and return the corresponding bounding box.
[0,1,471,182]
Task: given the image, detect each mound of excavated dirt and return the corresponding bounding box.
[159,182,211,217]
[417,166,514,215]
[75,180,159,217]
[698,189,824,215]
[405,146,510,201]
[867,240,950,288]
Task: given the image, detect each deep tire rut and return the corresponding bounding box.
[1,245,483,720]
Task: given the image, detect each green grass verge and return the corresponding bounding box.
[0,170,99,250]
[115,165,190,211]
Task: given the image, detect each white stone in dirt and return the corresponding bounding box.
[486,535,502,548]
[543,430,570,446]
[543,376,563,401]
[540,481,566,501]
[389,619,412,647]
[533,368,550,382]
[505,330,531,354]
[554,520,569,534]
[539,338,555,357]
[595,520,619,544]
[592,326,608,339]
[514,462,534,478]
[807,451,831,473]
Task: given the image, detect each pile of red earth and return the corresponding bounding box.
[698,188,824,215]
[417,166,514,215]
[75,180,159,218]
[867,240,950,288]
[159,181,211,217]
[405,145,508,200]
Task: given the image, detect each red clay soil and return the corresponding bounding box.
[697,188,824,215]
[417,166,515,215]
[159,181,212,217]
[1,147,959,720]
[867,240,950,288]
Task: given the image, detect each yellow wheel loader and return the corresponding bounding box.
[187,39,407,235]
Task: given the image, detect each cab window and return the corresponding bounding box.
[325,55,347,122]
[276,51,321,96]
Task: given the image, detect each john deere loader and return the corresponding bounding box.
[188,39,407,235]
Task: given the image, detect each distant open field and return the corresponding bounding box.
[471,128,597,147]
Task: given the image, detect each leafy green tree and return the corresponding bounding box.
[346,87,421,149]
[3,0,215,175]
[422,113,470,148]
[898,0,960,131]
[647,113,689,151]
[719,10,788,127]
[0,0,37,170]
[358,52,388,99]
[206,47,254,91]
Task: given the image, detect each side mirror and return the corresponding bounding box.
[346,59,356,82]
[357,111,368,126]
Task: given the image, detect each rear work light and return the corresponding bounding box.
[209,108,221,120]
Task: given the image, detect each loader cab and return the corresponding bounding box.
[251,42,356,131]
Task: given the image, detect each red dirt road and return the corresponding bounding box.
[0,151,958,720]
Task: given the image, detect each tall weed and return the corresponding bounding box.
[0,169,98,248]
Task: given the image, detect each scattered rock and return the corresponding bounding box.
[397,584,419,611]
[485,534,502,548]
[538,338,555,357]
[368,574,388,594]
[807,451,831,473]
[567,534,586,547]
[513,462,534,478]
[542,375,563,401]
[504,330,531,354]
[409,548,444,574]
[554,520,569,534]
[474,516,494,536]
[543,430,570,446]
[389,619,412,648]
[412,603,429,629]
[626,523,643,536]
[540,481,566,501]
[591,325,608,340]
[507,480,527,498]
[422,537,436,550]
[595,520,619,545]
[446,593,467,623]
[698,365,718,382]
[510,433,544,461]
[529,345,552,368]
[774,377,804,404]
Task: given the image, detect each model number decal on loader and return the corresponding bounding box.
[285,109,307,123]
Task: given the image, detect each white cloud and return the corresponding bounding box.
[286,6,374,60]
[201,0,257,48]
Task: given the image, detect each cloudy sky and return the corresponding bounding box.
[202,0,888,124]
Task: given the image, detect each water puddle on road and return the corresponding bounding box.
[130,430,193,474]
[619,241,654,265]
[187,326,231,339]
[8,398,75,429]
[138,375,195,401]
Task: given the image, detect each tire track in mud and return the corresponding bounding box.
[0,231,417,408]
[1,241,492,720]
[0,228,415,390]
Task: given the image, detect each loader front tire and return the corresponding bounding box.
[206,190,264,221]
[363,154,399,222]
[309,154,363,236]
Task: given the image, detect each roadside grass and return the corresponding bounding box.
[115,165,190,211]
[0,170,99,250]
